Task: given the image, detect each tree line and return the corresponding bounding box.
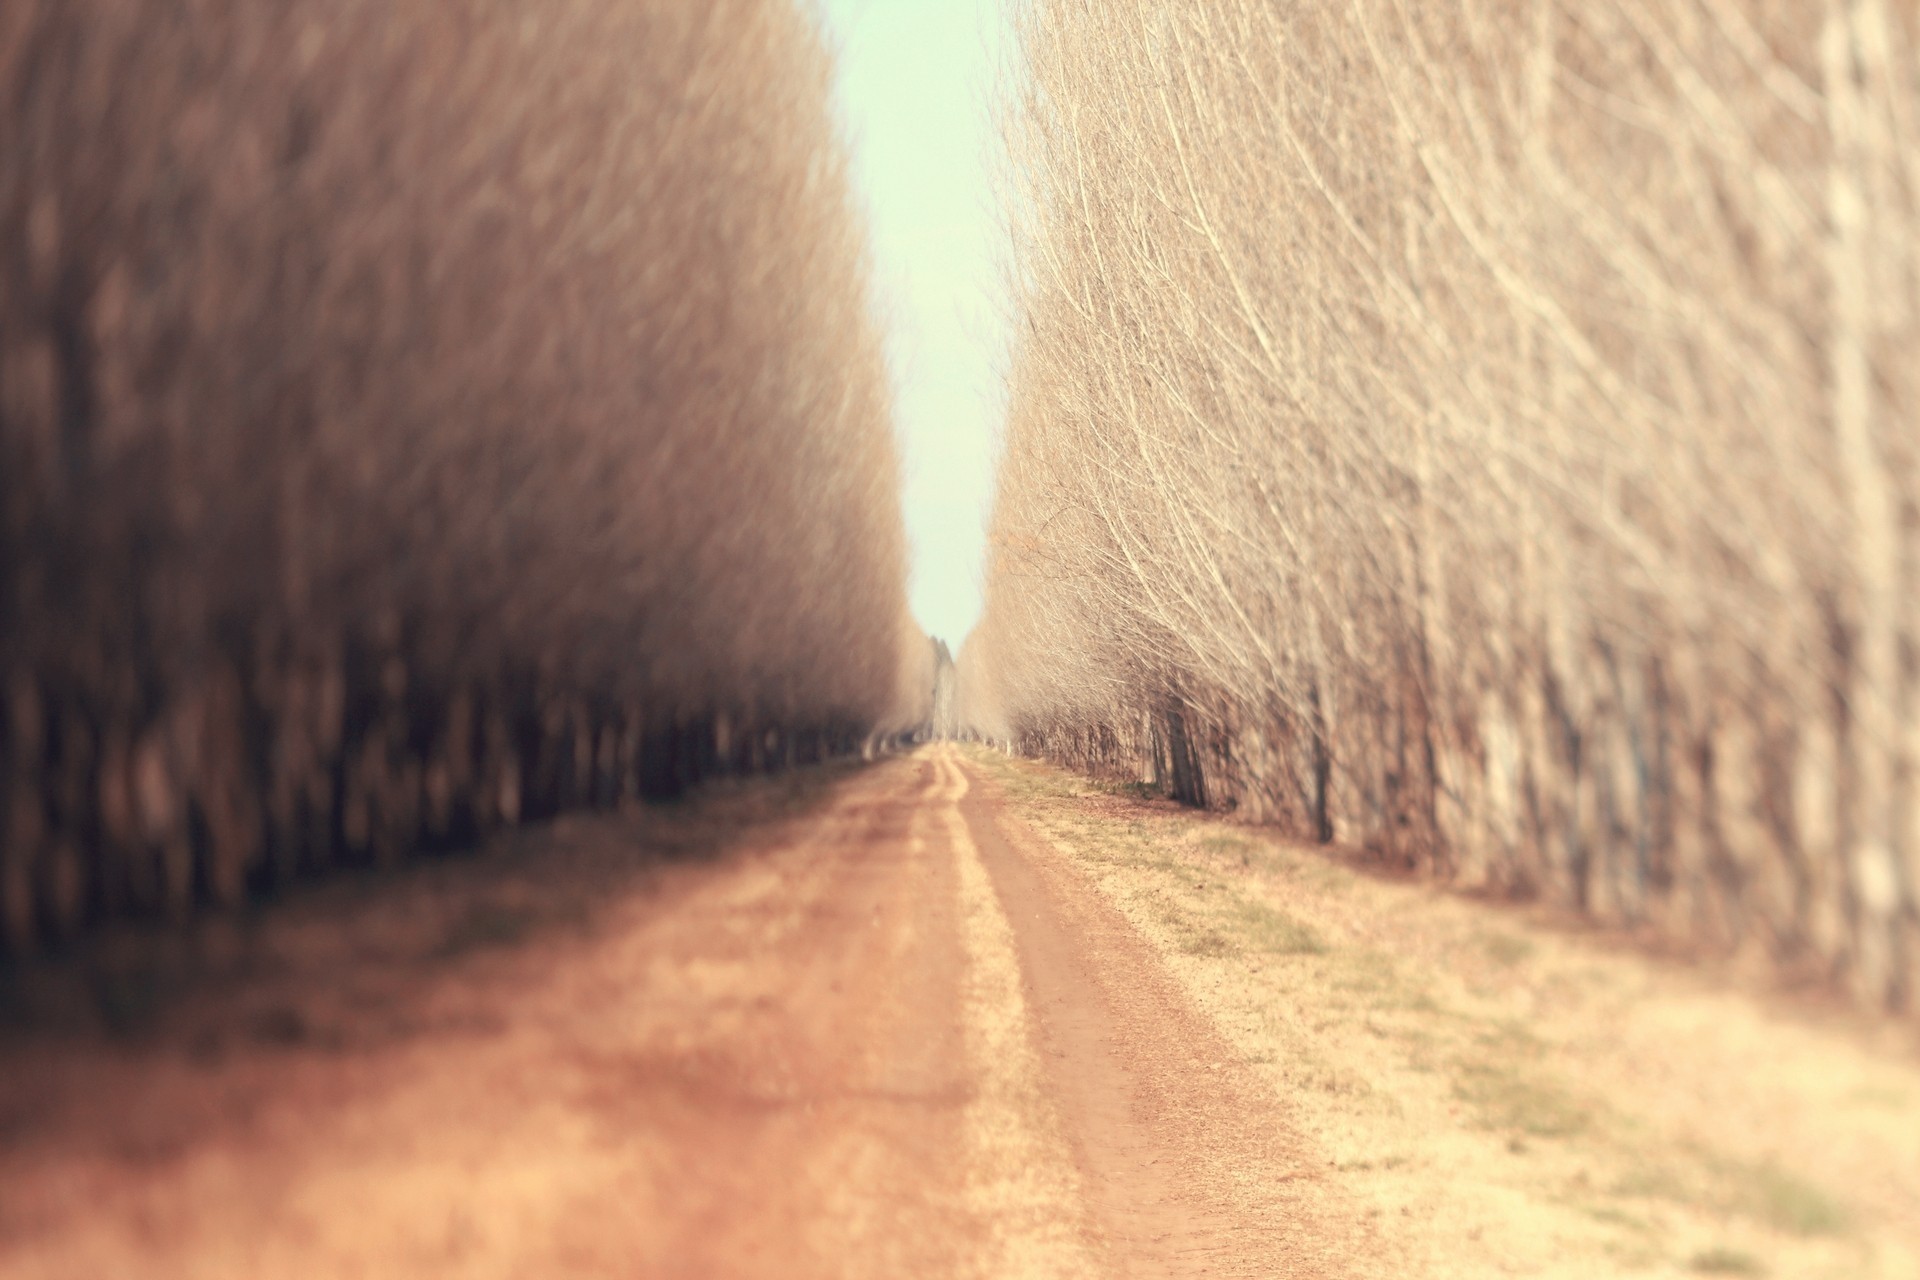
[0,0,926,954]
[964,0,1919,1010]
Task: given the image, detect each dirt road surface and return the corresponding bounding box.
[0,748,1358,1278]
[2,746,1916,1278]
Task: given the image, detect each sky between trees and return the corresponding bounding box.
[820,0,1010,647]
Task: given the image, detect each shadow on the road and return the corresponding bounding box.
[0,757,874,1059]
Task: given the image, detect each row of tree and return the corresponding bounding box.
[0,0,926,954]
[964,0,1919,1010]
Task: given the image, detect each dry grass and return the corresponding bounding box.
[967,746,1920,1279]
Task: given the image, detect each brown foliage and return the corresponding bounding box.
[968,0,1920,1011]
[0,0,920,952]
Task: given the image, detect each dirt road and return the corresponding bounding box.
[4,746,1917,1278]
[0,747,1355,1278]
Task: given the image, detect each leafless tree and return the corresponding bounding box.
[966,0,1919,1011]
[0,0,920,952]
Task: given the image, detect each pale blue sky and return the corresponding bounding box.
[819,0,1009,648]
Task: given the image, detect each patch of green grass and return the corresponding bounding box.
[1729,1161,1851,1237]
[1330,952,1407,998]
[1160,890,1327,961]
[1480,931,1535,967]
[1614,1152,1851,1239]
[1176,927,1241,958]
[1472,1017,1547,1057]
[1299,858,1358,895]
[1070,833,1182,875]
[1611,1161,1696,1204]
[1579,1201,1655,1234]
[1688,1246,1766,1275]
[1155,899,1231,956]
[1233,897,1327,955]
[1452,1060,1594,1138]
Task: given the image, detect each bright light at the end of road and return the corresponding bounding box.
[819,0,1009,649]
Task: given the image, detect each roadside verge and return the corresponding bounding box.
[960,746,1920,1280]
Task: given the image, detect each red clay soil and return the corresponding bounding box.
[0,747,1356,1278]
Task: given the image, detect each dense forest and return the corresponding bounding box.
[0,0,926,953]
[963,0,1920,1010]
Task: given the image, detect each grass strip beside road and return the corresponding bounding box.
[964,747,1920,1280]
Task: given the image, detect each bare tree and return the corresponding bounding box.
[967,0,1920,1011]
[0,0,917,952]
